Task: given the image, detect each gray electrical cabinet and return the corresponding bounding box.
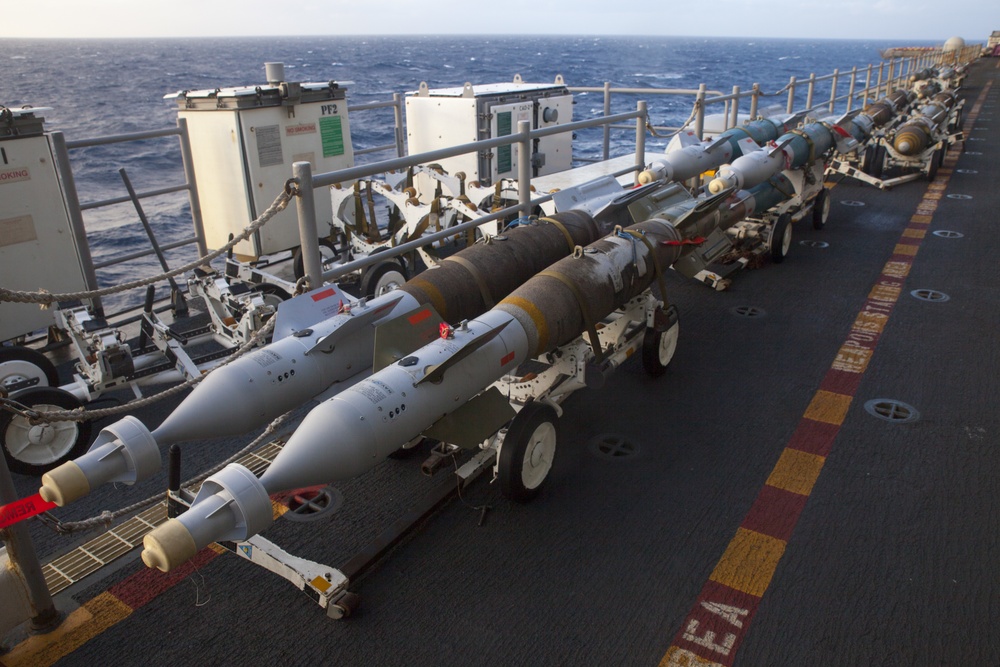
[167,64,354,260]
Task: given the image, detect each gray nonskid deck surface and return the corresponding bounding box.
[6,58,997,667]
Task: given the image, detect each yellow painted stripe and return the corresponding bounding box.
[910,214,933,224]
[766,449,826,496]
[869,284,901,302]
[271,498,289,518]
[902,228,927,239]
[3,593,132,667]
[708,528,786,598]
[803,390,853,425]
[853,311,889,335]
[893,244,919,256]
[660,646,725,667]
[882,261,911,279]
[832,345,873,374]
[406,277,447,320]
[499,295,549,353]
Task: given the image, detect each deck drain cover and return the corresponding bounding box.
[841,200,865,207]
[281,486,343,522]
[731,305,766,318]
[910,289,950,302]
[947,194,973,200]
[932,230,964,238]
[864,399,920,423]
[961,152,981,156]
[799,240,829,248]
[588,433,640,460]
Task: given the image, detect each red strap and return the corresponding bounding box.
[662,237,706,246]
[0,493,57,529]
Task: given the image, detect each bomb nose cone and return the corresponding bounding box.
[897,140,912,153]
[708,177,729,194]
[39,462,90,506]
[638,170,657,184]
[142,519,198,573]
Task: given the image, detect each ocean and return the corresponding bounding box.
[0,35,935,312]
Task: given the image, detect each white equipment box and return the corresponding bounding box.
[168,65,354,260]
[405,76,573,186]
[0,108,90,342]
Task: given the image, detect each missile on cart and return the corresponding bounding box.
[141,182,772,573]
[891,91,958,156]
[846,89,914,136]
[637,113,804,185]
[38,182,657,507]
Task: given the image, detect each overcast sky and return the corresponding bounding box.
[1,0,994,41]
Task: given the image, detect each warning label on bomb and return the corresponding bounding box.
[252,349,282,367]
[354,379,394,403]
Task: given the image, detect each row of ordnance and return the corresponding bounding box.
[34,65,968,608]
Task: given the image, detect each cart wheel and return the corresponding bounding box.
[861,144,884,178]
[927,148,944,181]
[1,387,91,476]
[641,320,680,377]
[769,214,793,264]
[361,260,408,298]
[330,591,361,619]
[255,282,292,308]
[498,401,558,503]
[811,187,831,231]
[0,346,59,394]
[292,237,340,281]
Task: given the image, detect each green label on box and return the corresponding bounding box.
[496,111,512,174]
[321,116,345,157]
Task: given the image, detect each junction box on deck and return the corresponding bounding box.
[0,108,91,342]
[167,62,355,261]
[404,76,573,196]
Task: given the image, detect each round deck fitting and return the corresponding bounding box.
[588,433,640,461]
[946,194,973,200]
[910,289,950,302]
[799,240,829,248]
[281,486,344,522]
[841,200,865,207]
[932,230,964,238]
[864,399,920,423]
[730,305,767,319]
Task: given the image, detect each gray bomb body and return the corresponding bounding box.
[39,210,600,506]
[142,187,757,573]
[638,116,792,185]
[709,122,837,193]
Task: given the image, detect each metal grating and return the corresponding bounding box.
[864,399,920,423]
[40,441,286,595]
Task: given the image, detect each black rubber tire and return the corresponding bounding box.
[360,260,408,298]
[811,187,830,231]
[1,387,91,476]
[862,144,885,179]
[769,214,792,264]
[498,401,558,503]
[0,346,59,393]
[292,237,339,281]
[641,321,679,378]
[927,148,943,181]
